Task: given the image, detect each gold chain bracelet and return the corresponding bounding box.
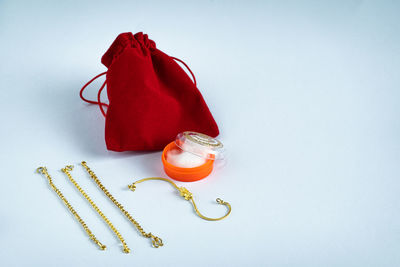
[81,161,163,248]
[128,177,231,221]
[36,167,106,250]
[61,165,131,253]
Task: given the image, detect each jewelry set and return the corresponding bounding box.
[37,157,231,253]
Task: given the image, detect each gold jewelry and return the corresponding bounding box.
[61,165,130,253]
[128,177,231,221]
[36,166,106,250]
[81,161,163,248]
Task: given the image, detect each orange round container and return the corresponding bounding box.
[162,141,215,182]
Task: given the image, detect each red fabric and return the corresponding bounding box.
[82,32,219,152]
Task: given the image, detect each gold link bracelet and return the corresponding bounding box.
[81,161,163,248]
[36,167,106,250]
[61,165,131,253]
[128,177,231,221]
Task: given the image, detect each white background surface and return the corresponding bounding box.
[1,1,399,266]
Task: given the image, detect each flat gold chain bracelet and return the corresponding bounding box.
[36,167,106,250]
[128,177,231,221]
[81,161,163,248]
[61,165,130,253]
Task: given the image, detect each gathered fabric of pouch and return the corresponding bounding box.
[80,32,219,152]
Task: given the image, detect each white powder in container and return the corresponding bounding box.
[166,149,206,168]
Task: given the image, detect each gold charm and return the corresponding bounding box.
[81,161,163,248]
[128,177,231,221]
[36,167,106,250]
[61,165,130,253]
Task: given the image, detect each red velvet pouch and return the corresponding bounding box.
[80,32,219,152]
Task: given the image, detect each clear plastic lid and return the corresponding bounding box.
[175,131,225,161]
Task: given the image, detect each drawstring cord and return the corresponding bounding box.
[79,71,108,117]
[79,57,197,117]
[96,79,107,117]
[171,57,197,87]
